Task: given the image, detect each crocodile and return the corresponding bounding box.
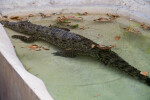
[0,20,150,86]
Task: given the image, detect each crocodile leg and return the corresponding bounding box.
[12,35,39,42]
[52,50,77,58]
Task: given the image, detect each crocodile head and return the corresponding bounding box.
[0,20,9,26]
[0,20,30,33]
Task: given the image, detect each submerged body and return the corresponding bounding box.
[1,20,150,86]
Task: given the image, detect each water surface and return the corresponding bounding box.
[5,14,150,100]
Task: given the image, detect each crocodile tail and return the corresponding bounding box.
[98,49,150,86]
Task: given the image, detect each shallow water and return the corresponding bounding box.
[5,14,150,100]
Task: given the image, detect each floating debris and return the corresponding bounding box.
[57,16,71,23]
[93,94,100,97]
[2,16,8,18]
[67,16,83,21]
[35,49,41,51]
[82,12,88,15]
[78,12,88,16]
[44,14,51,18]
[42,47,50,50]
[80,26,85,30]
[91,44,95,48]
[56,15,83,28]
[107,13,119,20]
[28,45,38,50]
[123,27,141,34]
[39,13,51,18]
[28,45,49,51]
[140,71,149,76]
[28,14,34,17]
[115,36,121,41]
[39,13,45,18]
[140,23,150,30]
[10,16,23,20]
[70,24,79,29]
[97,44,115,50]
[93,17,113,22]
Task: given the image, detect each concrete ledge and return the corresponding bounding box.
[0,52,40,100]
[0,5,150,26]
[0,24,53,100]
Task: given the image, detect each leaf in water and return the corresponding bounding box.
[42,47,50,50]
[91,44,95,48]
[10,16,23,20]
[140,71,149,76]
[80,26,85,30]
[28,45,38,50]
[93,94,100,97]
[63,20,71,23]
[115,36,121,40]
[140,23,150,30]
[28,14,34,17]
[123,27,141,34]
[57,16,71,23]
[70,24,79,29]
[97,44,116,50]
[93,17,113,22]
[76,12,88,16]
[2,16,8,18]
[82,12,88,15]
[35,49,41,51]
[106,13,119,20]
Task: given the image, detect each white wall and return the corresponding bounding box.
[0,0,150,16]
[0,0,150,25]
[0,24,54,100]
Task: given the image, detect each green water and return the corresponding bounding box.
[5,14,150,100]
